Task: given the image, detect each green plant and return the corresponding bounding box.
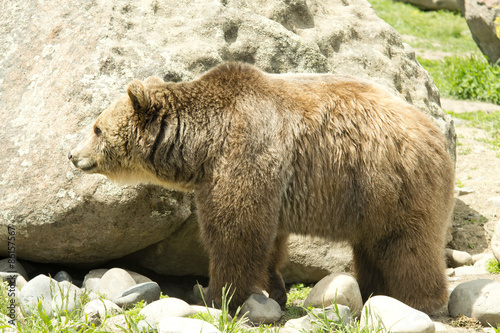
[123,300,146,324]
[15,299,102,333]
[421,57,500,104]
[0,281,10,316]
[490,323,500,333]
[192,285,249,333]
[486,259,500,274]
[286,283,312,307]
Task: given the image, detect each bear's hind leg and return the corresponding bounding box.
[353,244,386,302]
[267,232,289,307]
[381,236,448,313]
[354,234,448,313]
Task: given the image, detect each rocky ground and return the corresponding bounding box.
[433,98,500,331]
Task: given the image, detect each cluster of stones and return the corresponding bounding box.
[1,250,500,332]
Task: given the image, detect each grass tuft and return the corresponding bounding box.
[446,110,500,150]
[486,259,500,274]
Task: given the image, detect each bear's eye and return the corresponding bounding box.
[94,126,102,137]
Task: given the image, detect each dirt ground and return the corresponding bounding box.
[431,98,500,331]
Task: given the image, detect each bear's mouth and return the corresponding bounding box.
[73,159,97,172]
[80,163,97,172]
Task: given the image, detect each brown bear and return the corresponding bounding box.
[69,62,454,313]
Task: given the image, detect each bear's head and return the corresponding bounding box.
[68,77,165,184]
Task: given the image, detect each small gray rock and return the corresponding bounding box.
[454,265,487,276]
[472,253,492,264]
[449,279,500,327]
[488,197,500,208]
[16,275,27,290]
[240,294,282,324]
[54,271,72,283]
[191,305,232,321]
[127,271,153,284]
[158,317,220,333]
[0,259,28,280]
[18,274,57,317]
[446,249,473,268]
[304,273,362,317]
[0,272,19,283]
[83,268,153,295]
[361,296,435,333]
[101,314,128,333]
[83,299,122,325]
[83,269,108,293]
[0,272,25,290]
[99,268,137,300]
[456,187,474,196]
[113,282,161,309]
[52,281,84,316]
[137,319,158,333]
[139,298,195,324]
[473,253,496,269]
[19,275,83,318]
[280,328,301,333]
[113,281,161,309]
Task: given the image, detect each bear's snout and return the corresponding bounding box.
[68,148,97,172]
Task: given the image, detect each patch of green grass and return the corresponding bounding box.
[286,283,312,307]
[367,0,478,54]
[192,285,250,333]
[446,110,500,150]
[420,57,500,104]
[486,259,500,274]
[0,281,427,333]
[14,299,98,333]
[460,146,472,155]
[0,281,9,316]
[123,300,146,324]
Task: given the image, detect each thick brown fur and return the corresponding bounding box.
[69,63,454,313]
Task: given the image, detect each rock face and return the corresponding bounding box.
[493,221,500,262]
[395,0,459,11]
[0,0,454,280]
[457,0,500,64]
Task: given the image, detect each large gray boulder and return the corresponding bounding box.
[0,0,455,281]
[395,0,459,11]
[457,0,500,64]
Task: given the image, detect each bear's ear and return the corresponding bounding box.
[144,76,164,85]
[127,80,149,111]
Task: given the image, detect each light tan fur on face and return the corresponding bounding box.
[69,63,454,313]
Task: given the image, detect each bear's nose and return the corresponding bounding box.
[68,151,73,160]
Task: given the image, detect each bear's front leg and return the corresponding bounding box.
[195,165,283,310]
